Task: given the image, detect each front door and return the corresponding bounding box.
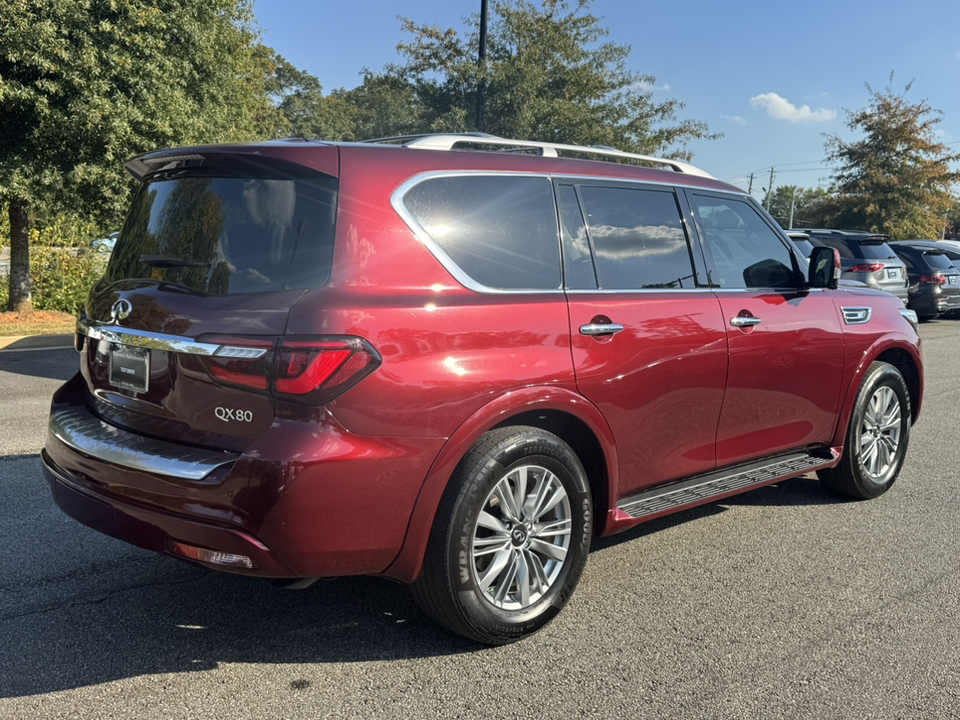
[684,191,845,467]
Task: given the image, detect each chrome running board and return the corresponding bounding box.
[616,451,835,521]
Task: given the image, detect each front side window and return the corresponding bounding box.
[690,195,797,289]
[401,175,561,291]
[575,185,695,289]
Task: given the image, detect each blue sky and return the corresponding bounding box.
[252,0,959,199]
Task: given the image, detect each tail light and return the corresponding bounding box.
[275,338,380,404]
[848,263,884,273]
[198,335,380,404]
[920,275,946,284]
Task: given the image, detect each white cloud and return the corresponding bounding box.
[632,80,671,92]
[721,114,748,126]
[749,93,836,123]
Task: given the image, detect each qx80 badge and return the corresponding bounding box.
[215,407,254,423]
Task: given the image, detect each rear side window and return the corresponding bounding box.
[575,185,695,289]
[108,164,338,295]
[401,175,561,290]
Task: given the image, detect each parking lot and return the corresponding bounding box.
[2,320,959,719]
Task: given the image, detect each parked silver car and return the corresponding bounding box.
[795,229,908,302]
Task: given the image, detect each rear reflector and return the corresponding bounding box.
[848,263,884,273]
[172,542,255,569]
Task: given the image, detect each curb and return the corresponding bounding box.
[0,334,75,352]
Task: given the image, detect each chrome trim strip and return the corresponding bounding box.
[841,307,873,325]
[390,171,752,296]
[49,406,236,481]
[78,320,267,358]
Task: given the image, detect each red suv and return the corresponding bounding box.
[43,134,923,644]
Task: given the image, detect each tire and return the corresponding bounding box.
[818,361,911,499]
[412,426,593,645]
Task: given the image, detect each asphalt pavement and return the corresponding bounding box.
[1,322,959,719]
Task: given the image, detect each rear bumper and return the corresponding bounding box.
[42,378,445,579]
[42,449,299,577]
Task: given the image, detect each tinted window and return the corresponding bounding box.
[691,195,797,289]
[919,251,956,270]
[815,237,897,260]
[557,185,597,289]
[577,185,695,289]
[109,166,337,295]
[402,175,561,290]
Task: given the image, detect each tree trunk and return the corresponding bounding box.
[7,199,31,312]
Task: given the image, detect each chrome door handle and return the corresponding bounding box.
[729,316,762,327]
[579,323,625,336]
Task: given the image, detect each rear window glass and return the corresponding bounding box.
[815,237,896,260]
[919,251,956,270]
[107,164,338,295]
[401,175,561,290]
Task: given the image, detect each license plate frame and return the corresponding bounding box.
[108,344,150,393]
[886,268,900,279]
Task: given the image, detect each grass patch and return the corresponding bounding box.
[0,309,77,336]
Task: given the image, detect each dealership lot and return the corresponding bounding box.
[2,321,959,719]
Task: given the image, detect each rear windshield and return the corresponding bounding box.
[919,251,957,270]
[815,236,896,260]
[107,163,338,295]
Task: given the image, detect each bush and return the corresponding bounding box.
[0,208,110,313]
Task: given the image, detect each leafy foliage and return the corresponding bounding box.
[763,185,834,229]
[392,0,717,157]
[823,76,960,239]
[0,210,107,313]
[0,0,282,308]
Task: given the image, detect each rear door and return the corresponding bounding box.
[684,191,845,467]
[558,181,728,498]
[81,152,340,450]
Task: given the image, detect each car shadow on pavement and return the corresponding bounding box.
[0,346,76,382]
[0,559,476,698]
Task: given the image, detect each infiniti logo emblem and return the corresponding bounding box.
[110,299,133,323]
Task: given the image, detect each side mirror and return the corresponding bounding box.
[808,246,840,289]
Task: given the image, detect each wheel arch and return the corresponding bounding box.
[832,338,923,448]
[381,386,617,583]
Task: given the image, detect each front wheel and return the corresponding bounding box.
[412,427,593,644]
[818,361,911,499]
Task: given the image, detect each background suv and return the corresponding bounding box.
[43,134,923,644]
[890,240,960,320]
[795,229,909,301]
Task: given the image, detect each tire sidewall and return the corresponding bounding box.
[447,431,592,642]
[847,364,911,497]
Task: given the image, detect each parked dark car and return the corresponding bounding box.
[794,229,909,302]
[890,240,960,320]
[42,135,923,644]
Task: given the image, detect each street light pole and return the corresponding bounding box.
[476,0,488,132]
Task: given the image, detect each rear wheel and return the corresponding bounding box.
[412,427,592,644]
[818,361,911,499]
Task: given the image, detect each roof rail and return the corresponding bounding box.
[361,133,714,179]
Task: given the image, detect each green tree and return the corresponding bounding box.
[764,185,834,229]
[264,49,356,140]
[0,0,281,310]
[394,0,717,157]
[823,76,960,240]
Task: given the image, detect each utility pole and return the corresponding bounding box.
[747,173,754,195]
[764,167,776,210]
[476,0,488,132]
[788,187,797,229]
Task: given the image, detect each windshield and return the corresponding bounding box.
[107,164,338,295]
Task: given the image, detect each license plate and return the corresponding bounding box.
[886,268,900,279]
[109,344,149,393]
